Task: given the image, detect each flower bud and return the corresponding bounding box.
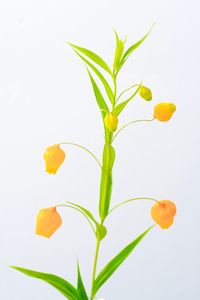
[139,85,152,101]
[154,102,176,122]
[151,200,176,229]
[104,112,118,132]
[36,207,62,238]
[44,144,65,174]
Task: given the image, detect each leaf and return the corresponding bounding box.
[67,201,98,225]
[73,49,114,104]
[113,83,141,116]
[113,31,126,71]
[77,264,88,300]
[99,143,115,220]
[117,25,154,73]
[87,69,110,140]
[11,266,79,300]
[87,69,109,118]
[68,43,112,75]
[93,226,153,296]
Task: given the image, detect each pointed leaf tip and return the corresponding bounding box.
[12,266,79,300]
[93,226,153,296]
[77,263,88,300]
[69,43,112,75]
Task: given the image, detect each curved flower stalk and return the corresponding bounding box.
[12,27,177,300]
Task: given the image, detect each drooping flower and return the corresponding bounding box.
[44,144,65,174]
[104,112,118,132]
[154,102,176,122]
[151,200,176,229]
[139,85,152,101]
[36,207,62,238]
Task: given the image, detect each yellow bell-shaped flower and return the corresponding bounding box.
[151,200,176,229]
[154,102,176,122]
[104,112,118,132]
[36,207,62,238]
[139,85,152,101]
[44,144,65,174]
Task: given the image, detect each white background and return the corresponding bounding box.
[0,0,199,299]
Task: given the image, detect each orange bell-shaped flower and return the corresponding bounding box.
[44,144,65,174]
[151,200,176,229]
[154,102,176,122]
[36,207,62,238]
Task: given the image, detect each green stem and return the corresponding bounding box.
[116,84,139,104]
[98,139,115,221]
[112,118,155,142]
[90,76,117,300]
[90,68,118,300]
[90,238,101,300]
[59,142,102,168]
[107,197,160,216]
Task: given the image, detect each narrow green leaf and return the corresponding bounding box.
[11,266,79,300]
[87,69,110,140]
[113,31,126,71]
[117,25,154,73]
[73,49,114,104]
[77,264,88,300]
[68,43,112,75]
[87,69,109,118]
[67,201,98,225]
[99,143,115,220]
[113,83,141,116]
[93,226,153,296]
